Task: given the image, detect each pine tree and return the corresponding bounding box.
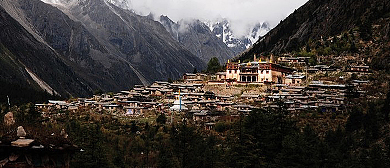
[207,57,222,73]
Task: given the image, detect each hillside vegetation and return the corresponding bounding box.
[237,0,390,64]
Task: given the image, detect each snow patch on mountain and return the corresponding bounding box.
[206,19,270,50]
[105,0,132,10]
[40,0,79,7]
[41,0,128,10]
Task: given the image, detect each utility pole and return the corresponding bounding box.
[7,95,10,106]
[306,64,308,86]
[179,89,181,112]
[305,59,309,87]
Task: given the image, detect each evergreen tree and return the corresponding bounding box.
[359,20,372,41]
[276,126,322,167]
[156,113,167,125]
[350,42,358,53]
[207,57,222,73]
[227,107,297,167]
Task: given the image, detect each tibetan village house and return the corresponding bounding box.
[225,58,293,84]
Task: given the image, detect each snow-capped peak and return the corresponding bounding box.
[105,0,131,10]
[205,19,271,51]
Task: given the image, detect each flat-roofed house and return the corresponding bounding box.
[285,75,306,85]
[216,72,227,81]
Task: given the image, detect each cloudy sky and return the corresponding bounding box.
[43,0,308,37]
[123,0,309,36]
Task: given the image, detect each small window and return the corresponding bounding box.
[266,70,269,74]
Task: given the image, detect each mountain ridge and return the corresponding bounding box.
[236,0,390,61]
[0,4,92,96]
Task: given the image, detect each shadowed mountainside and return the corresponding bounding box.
[237,0,390,61]
[0,0,206,97]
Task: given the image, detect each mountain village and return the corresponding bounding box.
[3,0,390,167]
[35,54,371,130]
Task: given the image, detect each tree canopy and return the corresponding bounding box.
[206,57,222,73]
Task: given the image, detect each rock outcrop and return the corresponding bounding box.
[4,112,15,126]
[17,126,26,138]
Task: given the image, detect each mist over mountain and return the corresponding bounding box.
[158,15,271,63]
[103,0,307,37]
[159,16,236,64]
[103,0,304,60]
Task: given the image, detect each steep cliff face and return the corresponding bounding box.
[49,0,204,83]
[0,0,143,95]
[237,0,390,61]
[159,16,235,63]
[0,5,91,96]
[0,0,205,96]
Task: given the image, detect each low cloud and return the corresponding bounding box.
[125,0,308,37]
[41,0,308,37]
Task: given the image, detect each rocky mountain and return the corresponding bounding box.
[49,0,205,82]
[236,0,390,61]
[158,16,271,64]
[0,4,92,97]
[159,16,235,64]
[206,19,270,55]
[159,16,271,63]
[101,0,270,63]
[0,0,205,97]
